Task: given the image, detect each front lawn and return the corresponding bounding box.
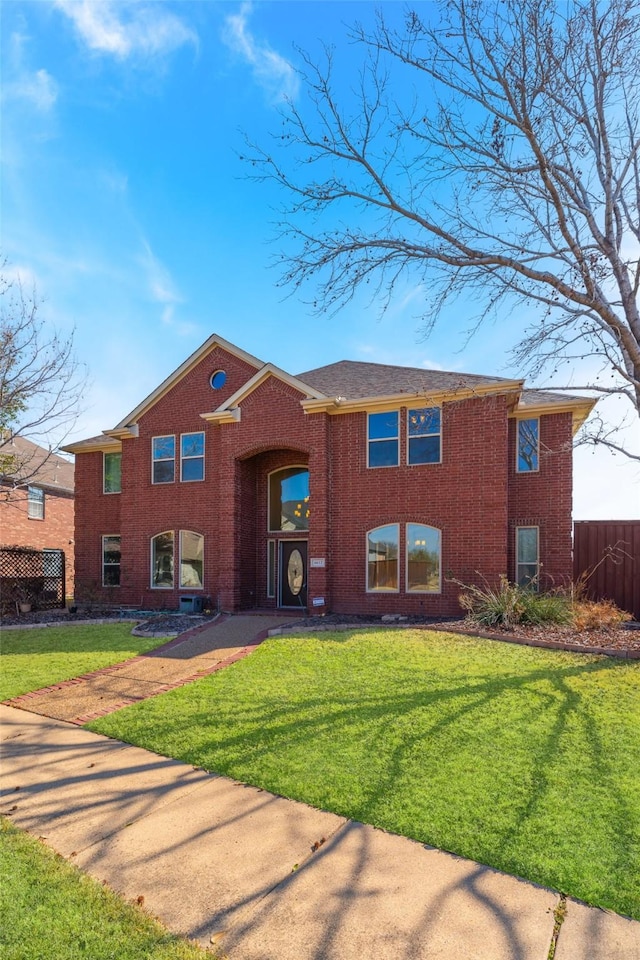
[0,625,163,701]
[90,629,640,920]
[0,819,212,960]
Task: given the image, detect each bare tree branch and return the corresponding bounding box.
[0,268,87,495]
[243,0,640,457]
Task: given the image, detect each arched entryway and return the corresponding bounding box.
[235,450,310,611]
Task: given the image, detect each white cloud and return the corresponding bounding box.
[54,0,197,60]
[5,67,58,111]
[137,240,197,337]
[223,2,299,103]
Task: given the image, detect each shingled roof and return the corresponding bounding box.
[0,436,74,493]
[296,359,515,400]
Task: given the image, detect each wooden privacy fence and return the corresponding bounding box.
[573,521,640,620]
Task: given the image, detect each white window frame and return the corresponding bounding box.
[405,523,442,593]
[27,486,44,519]
[516,526,540,588]
[151,531,175,589]
[103,451,122,494]
[180,432,205,482]
[151,435,175,485]
[102,535,121,587]
[407,408,442,466]
[516,418,540,473]
[179,530,204,589]
[366,524,400,593]
[367,411,399,468]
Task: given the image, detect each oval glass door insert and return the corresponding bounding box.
[287,549,304,596]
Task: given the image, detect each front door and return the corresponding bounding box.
[279,540,308,608]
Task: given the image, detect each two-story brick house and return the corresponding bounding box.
[63,334,594,616]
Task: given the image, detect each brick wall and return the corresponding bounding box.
[507,413,574,589]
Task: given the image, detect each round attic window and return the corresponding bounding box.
[210,370,227,390]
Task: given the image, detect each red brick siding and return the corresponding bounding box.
[507,413,574,589]
[1,488,75,592]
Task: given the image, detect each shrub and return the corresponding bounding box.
[458,576,573,628]
[572,599,632,631]
[457,575,631,631]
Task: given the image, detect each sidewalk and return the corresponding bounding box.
[1,618,638,959]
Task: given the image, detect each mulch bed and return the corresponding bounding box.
[2,608,638,657]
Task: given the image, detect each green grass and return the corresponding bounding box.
[0,625,164,701]
[90,629,640,920]
[0,819,212,960]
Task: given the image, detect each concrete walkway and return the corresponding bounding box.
[1,616,638,959]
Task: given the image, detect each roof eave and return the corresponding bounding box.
[302,379,524,415]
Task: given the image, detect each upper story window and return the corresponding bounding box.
[27,486,44,519]
[516,526,539,588]
[367,524,399,592]
[151,531,174,588]
[368,411,399,468]
[406,523,441,592]
[180,530,204,588]
[103,452,122,493]
[408,408,441,465]
[269,467,310,532]
[152,436,175,484]
[102,535,121,586]
[181,433,205,482]
[517,418,539,472]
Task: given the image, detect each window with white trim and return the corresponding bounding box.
[151,531,174,588]
[406,524,441,592]
[180,530,204,588]
[408,408,441,465]
[152,436,175,484]
[367,524,399,592]
[516,527,539,587]
[102,535,121,586]
[104,452,122,493]
[517,419,539,472]
[27,486,44,519]
[181,433,205,482]
[368,411,399,467]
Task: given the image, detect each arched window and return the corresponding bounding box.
[268,466,310,532]
[406,524,441,593]
[180,530,204,589]
[367,524,399,592]
[151,531,174,589]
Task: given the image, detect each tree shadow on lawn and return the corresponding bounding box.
[105,652,639,918]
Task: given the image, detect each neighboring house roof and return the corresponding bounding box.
[0,435,74,494]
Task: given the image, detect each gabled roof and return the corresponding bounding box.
[61,334,598,452]
[108,333,264,435]
[0,436,74,493]
[201,363,327,425]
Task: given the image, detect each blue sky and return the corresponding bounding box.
[2,0,638,519]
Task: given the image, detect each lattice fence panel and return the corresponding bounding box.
[0,547,66,612]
